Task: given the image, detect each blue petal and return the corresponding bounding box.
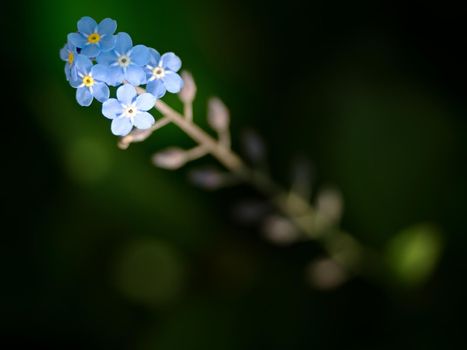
[70,77,82,88]
[144,67,154,82]
[96,51,117,65]
[99,34,116,52]
[114,32,132,54]
[60,45,68,61]
[76,87,93,106]
[68,33,87,48]
[108,66,125,86]
[92,82,110,102]
[78,16,97,35]
[148,48,161,66]
[160,52,182,72]
[146,79,166,98]
[81,44,100,58]
[91,64,110,82]
[64,64,70,81]
[74,55,93,73]
[70,65,79,81]
[117,84,137,105]
[135,93,156,111]
[125,66,146,86]
[133,112,155,129]
[98,18,117,35]
[162,71,184,93]
[129,45,149,66]
[102,98,123,119]
[111,117,133,136]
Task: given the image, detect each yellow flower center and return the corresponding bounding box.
[87,33,101,44]
[82,75,94,87]
[67,51,74,65]
[152,66,165,79]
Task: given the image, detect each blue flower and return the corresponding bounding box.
[59,42,79,81]
[145,49,184,98]
[102,84,156,136]
[70,55,110,106]
[68,16,117,58]
[97,32,150,86]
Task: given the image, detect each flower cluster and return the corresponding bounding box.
[60,16,184,136]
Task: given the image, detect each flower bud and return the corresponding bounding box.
[241,129,266,164]
[152,148,187,170]
[306,258,347,290]
[316,188,343,223]
[232,200,270,225]
[262,215,299,245]
[207,97,230,132]
[178,71,197,103]
[188,167,225,190]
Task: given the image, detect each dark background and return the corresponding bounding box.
[2,0,467,348]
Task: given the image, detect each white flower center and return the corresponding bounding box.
[118,55,131,68]
[152,66,165,79]
[123,104,138,118]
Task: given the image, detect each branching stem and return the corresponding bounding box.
[123,85,369,275]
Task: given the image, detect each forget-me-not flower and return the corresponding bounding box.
[102,84,156,136]
[97,32,150,86]
[68,16,117,57]
[145,49,184,98]
[59,42,79,81]
[70,55,110,106]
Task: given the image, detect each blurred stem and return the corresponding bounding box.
[156,101,364,267]
[155,100,245,172]
[219,129,231,149]
[184,101,193,122]
[126,87,367,274]
[185,145,208,161]
[118,115,171,149]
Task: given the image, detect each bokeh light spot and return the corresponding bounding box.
[385,223,443,287]
[114,239,186,306]
[66,137,112,184]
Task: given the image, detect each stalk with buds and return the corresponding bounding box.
[118,71,372,287]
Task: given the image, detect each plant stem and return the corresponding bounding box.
[155,100,245,174]
[156,101,322,237]
[185,145,209,161]
[184,102,193,122]
[127,88,367,274]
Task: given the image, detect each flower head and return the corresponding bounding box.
[102,84,156,136]
[145,49,184,98]
[97,32,150,86]
[59,42,79,81]
[70,55,110,106]
[68,16,117,57]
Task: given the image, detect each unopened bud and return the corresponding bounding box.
[179,71,197,103]
[262,215,299,245]
[152,148,187,170]
[188,167,225,190]
[207,97,230,132]
[242,129,266,164]
[129,128,154,142]
[232,200,270,225]
[316,188,343,223]
[306,258,347,290]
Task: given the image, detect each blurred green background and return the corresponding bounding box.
[3,0,467,348]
